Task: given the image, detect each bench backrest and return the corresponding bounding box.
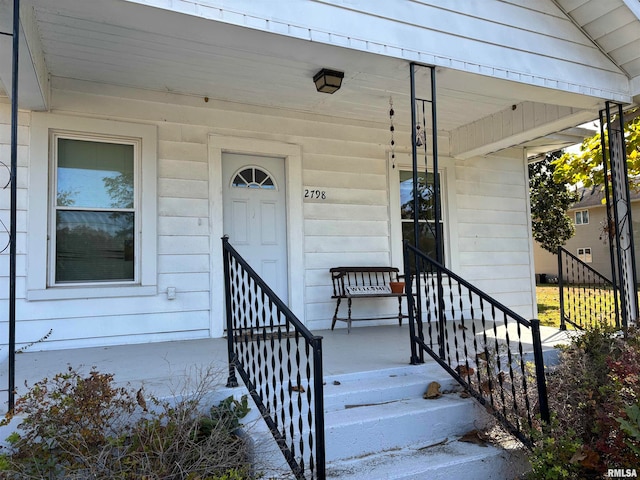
[330,266,401,297]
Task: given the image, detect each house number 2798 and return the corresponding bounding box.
[304,189,326,200]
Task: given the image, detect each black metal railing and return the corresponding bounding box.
[557,246,620,330]
[222,237,325,480]
[404,242,549,447]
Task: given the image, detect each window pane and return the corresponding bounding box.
[402,221,443,261]
[399,170,440,221]
[57,139,134,209]
[254,169,267,184]
[56,211,134,282]
[232,172,248,187]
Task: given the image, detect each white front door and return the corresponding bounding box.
[222,153,288,304]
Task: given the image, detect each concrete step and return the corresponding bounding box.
[326,436,530,480]
[322,364,458,413]
[324,393,492,462]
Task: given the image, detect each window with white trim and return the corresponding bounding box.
[52,135,138,284]
[575,210,589,225]
[27,114,157,300]
[399,170,444,261]
[577,247,592,263]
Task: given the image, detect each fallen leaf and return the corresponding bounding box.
[480,380,491,394]
[455,365,475,377]
[424,381,442,399]
[458,430,488,447]
[136,388,148,412]
[570,447,599,469]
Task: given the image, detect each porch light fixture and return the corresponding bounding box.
[313,68,344,94]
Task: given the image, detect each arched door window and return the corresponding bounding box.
[231,166,277,190]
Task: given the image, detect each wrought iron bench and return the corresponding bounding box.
[330,266,407,333]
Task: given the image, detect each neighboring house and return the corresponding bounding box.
[534,187,640,281]
[0,0,639,354]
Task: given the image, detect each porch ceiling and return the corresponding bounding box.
[553,0,640,99]
[0,0,624,156]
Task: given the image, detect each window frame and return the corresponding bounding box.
[388,152,457,273]
[28,113,157,300]
[577,247,592,263]
[575,210,589,225]
[49,132,141,286]
[398,169,445,263]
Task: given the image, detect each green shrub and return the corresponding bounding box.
[0,366,253,479]
[527,325,640,479]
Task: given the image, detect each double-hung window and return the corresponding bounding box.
[28,114,157,300]
[575,210,589,225]
[53,135,137,283]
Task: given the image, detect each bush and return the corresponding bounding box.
[0,366,253,479]
[527,325,640,479]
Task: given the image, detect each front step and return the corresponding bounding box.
[323,364,530,479]
[326,438,529,480]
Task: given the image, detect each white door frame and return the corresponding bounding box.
[208,134,304,337]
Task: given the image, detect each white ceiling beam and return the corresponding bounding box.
[0,1,49,110]
[450,101,597,159]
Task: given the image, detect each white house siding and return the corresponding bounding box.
[455,151,535,319]
[0,100,29,337]
[0,77,537,350]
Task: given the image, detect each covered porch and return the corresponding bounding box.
[1,323,569,408]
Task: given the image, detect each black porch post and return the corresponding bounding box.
[8,0,20,412]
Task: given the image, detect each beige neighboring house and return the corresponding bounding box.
[534,187,640,282]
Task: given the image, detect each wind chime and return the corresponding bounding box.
[389,96,396,169]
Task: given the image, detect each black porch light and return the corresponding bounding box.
[313,68,344,94]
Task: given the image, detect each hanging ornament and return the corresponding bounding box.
[389,96,396,169]
[415,106,426,148]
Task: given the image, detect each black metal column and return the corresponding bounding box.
[8,0,20,412]
[601,102,638,328]
[408,63,441,360]
[600,109,622,329]
[409,64,420,250]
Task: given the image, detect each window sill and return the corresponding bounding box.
[26,285,158,301]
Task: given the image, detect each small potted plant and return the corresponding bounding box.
[389,281,405,294]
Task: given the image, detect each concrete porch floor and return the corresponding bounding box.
[1,323,572,410]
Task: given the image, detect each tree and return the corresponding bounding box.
[552,111,640,189]
[529,152,579,253]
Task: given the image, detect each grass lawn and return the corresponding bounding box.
[536,285,562,328]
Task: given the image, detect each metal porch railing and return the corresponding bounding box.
[403,242,549,447]
[222,237,326,480]
[557,246,620,331]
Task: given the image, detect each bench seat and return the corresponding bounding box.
[330,266,407,333]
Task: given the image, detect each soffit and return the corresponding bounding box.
[553,0,640,97]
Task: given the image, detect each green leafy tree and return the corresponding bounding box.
[552,112,640,189]
[529,152,579,253]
